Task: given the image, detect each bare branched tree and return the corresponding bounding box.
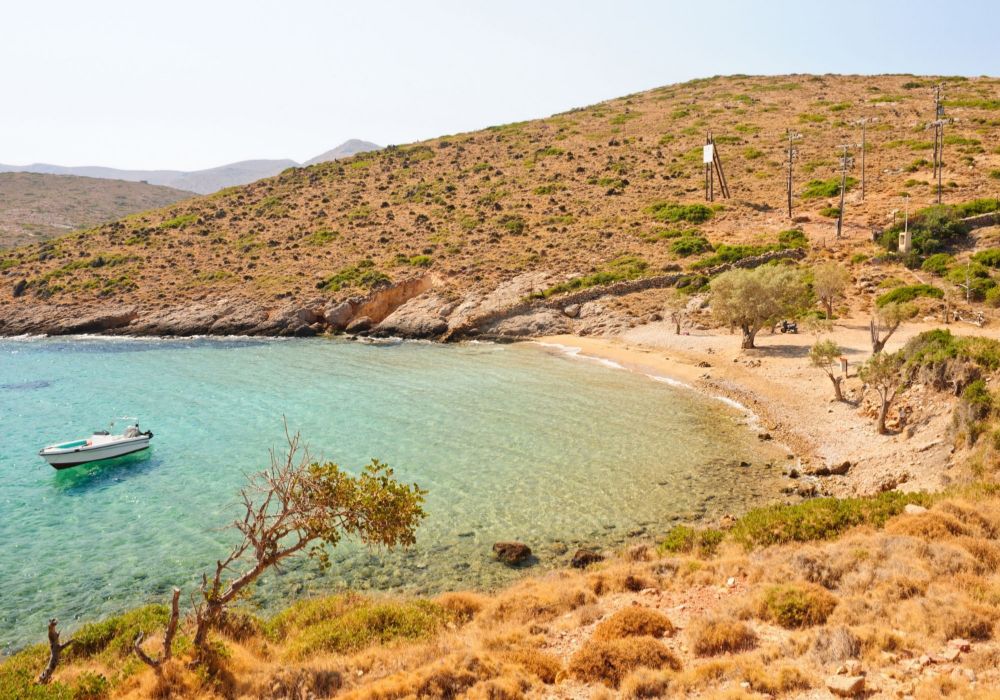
[133,588,181,671]
[37,619,73,685]
[190,425,426,654]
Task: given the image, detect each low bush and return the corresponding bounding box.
[729,491,934,548]
[285,599,447,659]
[68,604,170,660]
[317,260,390,292]
[688,617,757,656]
[658,525,724,556]
[921,253,954,275]
[593,607,675,641]
[801,177,857,199]
[819,205,841,218]
[534,256,649,298]
[569,636,681,687]
[669,236,713,257]
[756,583,838,628]
[973,248,1000,268]
[946,263,996,301]
[875,283,943,307]
[777,228,808,249]
[645,201,714,224]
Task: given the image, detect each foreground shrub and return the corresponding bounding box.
[688,617,758,656]
[669,235,713,257]
[921,253,954,275]
[620,668,675,698]
[658,525,724,556]
[569,636,681,687]
[730,491,933,548]
[593,607,675,641]
[285,599,447,658]
[67,604,170,661]
[756,583,838,628]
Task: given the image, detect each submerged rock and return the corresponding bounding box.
[492,541,532,566]
[571,549,604,568]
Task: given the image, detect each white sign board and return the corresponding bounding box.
[703,144,714,164]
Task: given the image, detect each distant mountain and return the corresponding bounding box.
[0,172,192,248]
[0,140,381,195]
[303,139,381,166]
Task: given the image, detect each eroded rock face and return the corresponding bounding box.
[324,301,354,330]
[493,541,532,566]
[129,300,269,336]
[372,292,454,339]
[488,309,571,338]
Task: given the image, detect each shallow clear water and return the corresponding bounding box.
[0,336,789,652]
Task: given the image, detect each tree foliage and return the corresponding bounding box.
[812,263,850,319]
[810,339,845,401]
[191,427,427,653]
[711,265,806,349]
[859,351,906,434]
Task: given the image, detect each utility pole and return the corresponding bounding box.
[930,86,947,205]
[835,145,854,239]
[859,119,867,202]
[703,133,730,202]
[786,130,801,218]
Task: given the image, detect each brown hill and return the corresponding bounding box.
[0,172,192,249]
[2,74,999,336]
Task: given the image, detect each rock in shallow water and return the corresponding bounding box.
[492,541,532,566]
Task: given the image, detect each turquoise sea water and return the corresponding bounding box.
[0,336,789,653]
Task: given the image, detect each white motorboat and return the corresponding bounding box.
[39,422,154,469]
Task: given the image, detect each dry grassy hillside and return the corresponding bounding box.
[0,173,192,249]
[2,74,999,317]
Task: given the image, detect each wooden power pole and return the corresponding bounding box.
[930,86,947,205]
[786,130,801,218]
[703,133,730,202]
[835,145,854,239]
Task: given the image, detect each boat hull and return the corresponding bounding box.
[41,437,151,469]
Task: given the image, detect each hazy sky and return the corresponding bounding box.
[2,0,998,171]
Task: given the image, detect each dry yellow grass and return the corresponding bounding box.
[568,635,681,687]
[591,606,675,641]
[688,617,758,656]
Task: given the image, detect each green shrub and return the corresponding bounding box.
[68,605,170,661]
[645,201,714,224]
[819,206,841,218]
[758,584,837,628]
[729,492,934,549]
[801,177,857,200]
[534,183,567,195]
[406,255,433,267]
[159,213,197,229]
[690,243,774,269]
[0,645,72,700]
[286,599,446,659]
[921,253,954,275]
[875,283,943,307]
[669,236,713,257]
[658,525,724,556]
[306,228,339,246]
[72,672,110,700]
[777,229,808,249]
[986,287,1000,308]
[499,215,526,235]
[972,249,1000,268]
[946,263,996,301]
[535,256,650,297]
[850,253,869,264]
[318,260,390,292]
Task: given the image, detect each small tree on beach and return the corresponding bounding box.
[870,302,913,355]
[187,427,426,656]
[812,262,850,319]
[859,351,905,434]
[711,265,806,349]
[810,339,846,401]
[664,291,688,334]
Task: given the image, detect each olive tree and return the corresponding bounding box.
[183,428,426,656]
[810,339,845,401]
[711,265,807,349]
[870,302,913,355]
[812,262,850,320]
[859,351,906,434]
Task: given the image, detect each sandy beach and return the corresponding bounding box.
[536,316,996,497]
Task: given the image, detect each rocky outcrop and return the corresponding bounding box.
[0,303,138,335]
[486,309,571,339]
[372,292,455,339]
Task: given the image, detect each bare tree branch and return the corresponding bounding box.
[37,619,73,685]
[133,587,181,671]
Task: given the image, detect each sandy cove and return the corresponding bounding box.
[536,316,1000,499]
